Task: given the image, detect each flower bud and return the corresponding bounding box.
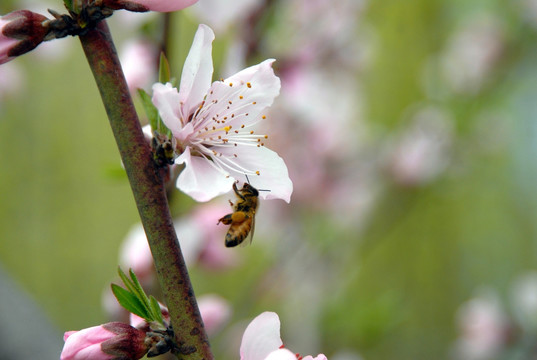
[0,10,49,64]
[102,0,199,13]
[61,322,148,360]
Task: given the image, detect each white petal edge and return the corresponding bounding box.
[240,312,283,360]
[265,349,297,360]
[218,146,293,203]
[302,355,328,360]
[175,147,235,202]
[179,24,215,116]
[207,59,281,125]
[152,82,183,138]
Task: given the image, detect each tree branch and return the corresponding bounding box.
[79,20,212,360]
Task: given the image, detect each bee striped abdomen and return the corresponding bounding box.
[218,182,260,248]
[225,215,253,247]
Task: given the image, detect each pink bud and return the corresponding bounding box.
[0,10,49,64]
[197,294,232,335]
[61,322,148,360]
[103,0,199,12]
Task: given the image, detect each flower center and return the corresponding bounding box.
[184,80,271,178]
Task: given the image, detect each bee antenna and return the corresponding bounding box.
[244,174,270,192]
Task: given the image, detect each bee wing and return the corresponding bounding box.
[241,213,256,247]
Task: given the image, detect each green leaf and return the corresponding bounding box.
[111,284,151,320]
[149,295,165,325]
[117,267,138,295]
[159,52,172,84]
[117,268,152,318]
[137,89,159,130]
[63,0,73,11]
[129,269,152,311]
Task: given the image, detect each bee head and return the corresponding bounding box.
[241,182,259,196]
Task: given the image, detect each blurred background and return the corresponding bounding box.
[2,0,537,359]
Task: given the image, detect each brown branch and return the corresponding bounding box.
[78,20,213,360]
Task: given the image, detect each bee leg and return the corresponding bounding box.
[228,200,234,207]
[233,182,246,201]
[231,211,247,223]
[217,214,233,225]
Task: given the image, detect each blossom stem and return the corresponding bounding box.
[78,20,212,360]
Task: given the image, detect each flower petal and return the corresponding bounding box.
[152,82,184,138]
[205,59,280,129]
[175,147,235,201]
[217,145,293,202]
[302,355,328,360]
[179,24,215,117]
[124,0,199,12]
[60,326,115,360]
[265,349,298,360]
[240,312,283,360]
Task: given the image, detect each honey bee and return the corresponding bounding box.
[217,182,260,247]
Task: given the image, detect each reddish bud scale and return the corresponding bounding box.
[101,322,149,359]
[1,10,48,59]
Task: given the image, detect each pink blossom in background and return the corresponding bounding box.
[61,322,147,360]
[386,105,453,187]
[103,0,199,12]
[128,295,230,335]
[441,14,504,94]
[119,38,158,92]
[453,291,509,360]
[240,312,327,360]
[152,24,292,202]
[266,0,365,66]
[193,203,240,270]
[119,203,237,284]
[197,294,232,335]
[191,0,263,32]
[119,224,156,285]
[119,220,204,281]
[268,62,363,207]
